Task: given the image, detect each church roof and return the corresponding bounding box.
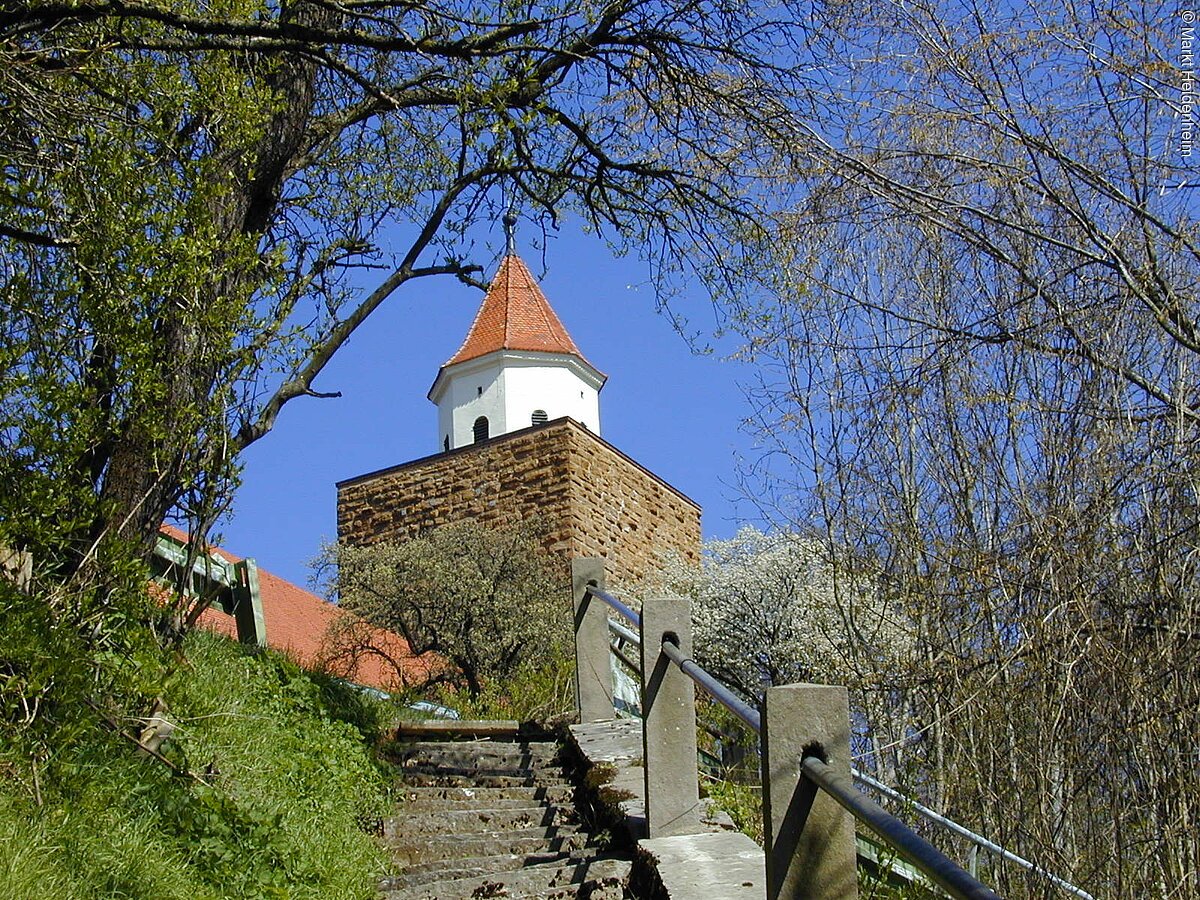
[442,254,601,373]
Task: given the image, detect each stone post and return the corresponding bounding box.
[572,557,613,722]
[640,594,702,838]
[0,544,32,593]
[762,683,859,900]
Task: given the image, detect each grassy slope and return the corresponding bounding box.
[0,631,393,900]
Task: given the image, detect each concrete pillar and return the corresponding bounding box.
[762,683,859,900]
[640,594,702,838]
[572,558,613,722]
[0,543,32,593]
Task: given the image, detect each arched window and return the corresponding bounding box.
[443,435,450,453]
[473,416,489,443]
[531,409,548,426]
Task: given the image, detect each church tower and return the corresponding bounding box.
[428,253,606,451]
[337,240,701,590]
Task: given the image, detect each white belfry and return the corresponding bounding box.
[428,254,605,451]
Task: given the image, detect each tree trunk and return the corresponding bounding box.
[94,0,331,563]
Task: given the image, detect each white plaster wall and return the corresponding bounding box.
[435,358,505,450]
[501,361,601,435]
[433,351,603,450]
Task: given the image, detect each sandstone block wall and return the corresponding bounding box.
[336,418,700,589]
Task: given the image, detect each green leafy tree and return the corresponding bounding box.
[0,0,801,754]
[1,0,803,593]
[331,522,569,698]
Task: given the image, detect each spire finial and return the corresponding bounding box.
[502,208,518,256]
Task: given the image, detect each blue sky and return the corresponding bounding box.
[219,221,768,589]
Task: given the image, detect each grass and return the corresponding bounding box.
[427,648,577,725]
[0,630,396,900]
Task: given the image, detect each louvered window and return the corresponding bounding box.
[531,409,548,426]
[473,416,489,443]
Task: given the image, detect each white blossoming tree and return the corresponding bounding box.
[659,526,912,713]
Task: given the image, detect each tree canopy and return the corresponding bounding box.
[1,0,800,579]
[0,0,801,790]
[330,522,568,698]
[725,1,1199,893]
[4,0,1197,891]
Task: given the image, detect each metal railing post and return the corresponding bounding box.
[762,683,859,899]
[572,558,614,722]
[640,594,702,838]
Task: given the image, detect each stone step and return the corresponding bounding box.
[380,728,631,898]
[396,770,571,789]
[383,847,606,888]
[388,819,586,848]
[392,740,562,766]
[397,784,577,809]
[394,720,544,742]
[380,854,631,900]
[396,760,568,780]
[391,804,580,835]
[386,826,592,866]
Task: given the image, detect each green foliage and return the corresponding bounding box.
[0,559,173,793]
[702,776,764,846]
[431,644,576,724]
[3,0,794,825]
[857,873,937,900]
[0,631,391,900]
[3,0,790,591]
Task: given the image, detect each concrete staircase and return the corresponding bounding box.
[378,724,633,899]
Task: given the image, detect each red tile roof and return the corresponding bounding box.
[160,526,433,692]
[444,254,598,369]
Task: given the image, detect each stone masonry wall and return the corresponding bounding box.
[336,418,700,589]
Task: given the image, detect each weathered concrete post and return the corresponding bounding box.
[640,594,702,838]
[572,557,614,722]
[762,683,859,899]
[0,543,32,593]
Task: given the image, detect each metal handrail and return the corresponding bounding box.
[657,635,998,899]
[802,756,1002,900]
[851,769,1096,900]
[588,587,1093,900]
[607,619,643,677]
[607,617,640,647]
[659,635,761,732]
[586,585,640,626]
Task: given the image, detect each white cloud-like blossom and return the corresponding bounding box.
[657,526,912,706]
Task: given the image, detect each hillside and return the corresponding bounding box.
[0,632,393,900]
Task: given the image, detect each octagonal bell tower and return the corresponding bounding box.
[339,222,700,590]
[428,244,606,451]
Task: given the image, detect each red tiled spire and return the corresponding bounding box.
[444,254,593,367]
